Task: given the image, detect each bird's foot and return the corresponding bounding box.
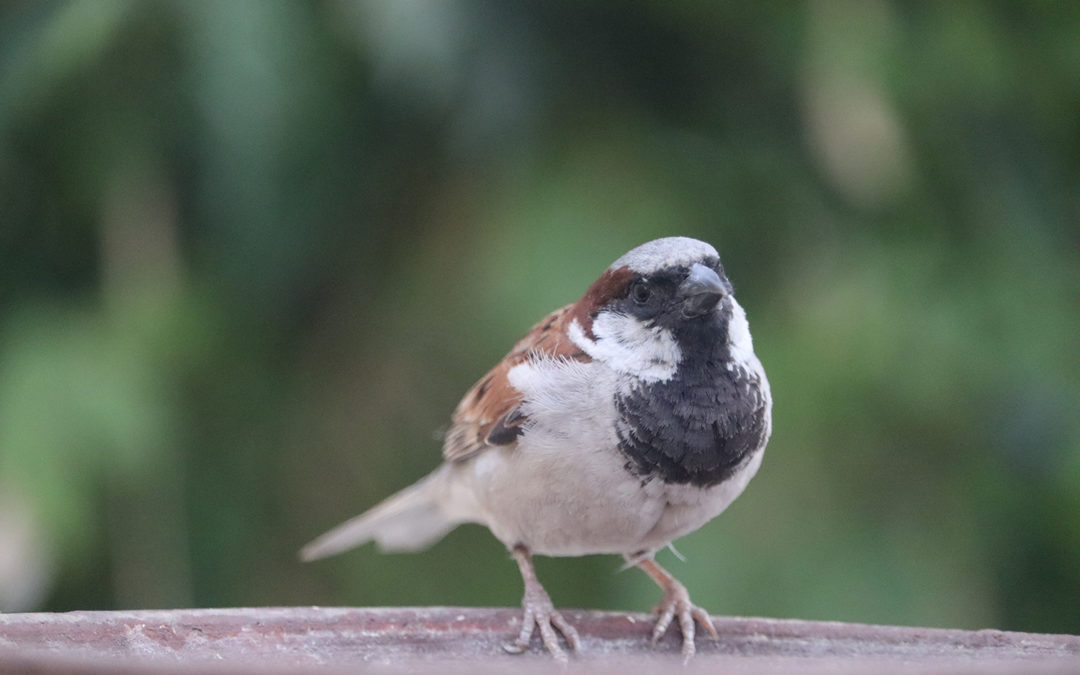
[502,586,581,663]
[636,557,717,662]
[505,545,581,663]
[649,577,718,662]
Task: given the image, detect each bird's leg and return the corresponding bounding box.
[503,544,581,663]
[636,557,718,662]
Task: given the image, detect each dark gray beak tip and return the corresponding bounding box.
[679,263,726,317]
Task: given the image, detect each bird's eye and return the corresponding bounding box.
[630,280,652,305]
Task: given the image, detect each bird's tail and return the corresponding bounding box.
[299,466,459,561]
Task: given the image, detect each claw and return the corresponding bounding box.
[636,557,717,662]
[507,545,581,662]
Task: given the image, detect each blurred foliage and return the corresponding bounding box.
[1,0,1078,636]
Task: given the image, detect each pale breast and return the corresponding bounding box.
[449,331,770,557]
[449,358,653,555]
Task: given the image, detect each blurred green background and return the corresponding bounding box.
[1,0,1077,636]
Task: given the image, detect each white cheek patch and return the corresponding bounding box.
[726,298,756,368]
[568,315,681,382]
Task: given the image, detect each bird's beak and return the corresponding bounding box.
[679,263,727,317]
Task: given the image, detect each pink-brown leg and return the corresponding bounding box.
[637,558,718,662]
[503,545,581,663]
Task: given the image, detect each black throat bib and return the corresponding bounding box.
[614,318,768,488]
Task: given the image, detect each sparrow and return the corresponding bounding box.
[301,236,772,662]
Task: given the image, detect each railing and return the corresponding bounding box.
[1,607,1077,673]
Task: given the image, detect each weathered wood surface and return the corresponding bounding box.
[0,607,1077,674]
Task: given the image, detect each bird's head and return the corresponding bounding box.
[569,237,748,382]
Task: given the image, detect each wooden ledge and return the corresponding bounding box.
[1,607,1077,674]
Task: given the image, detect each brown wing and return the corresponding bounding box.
[442,304,590,462]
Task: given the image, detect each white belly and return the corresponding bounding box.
[444,356,765,556]
[450,441,763,557]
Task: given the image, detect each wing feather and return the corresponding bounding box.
[442,304,589,462]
